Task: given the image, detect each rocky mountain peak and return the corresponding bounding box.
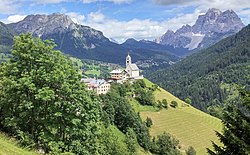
[156,8,245,51]
[192,8,244,34]
[206,8,222,15]
[9,13,76,37]
[176,24,192,35]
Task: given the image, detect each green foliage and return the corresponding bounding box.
[146,24,250,112]
[101,92,151,150]
[186,146,196,155]
[0,34,101,154]
[150,132,181,155]
[208,88,250,155]
[184,98,192,105]
[207,105,224,119]
[162,99,168,109]
[170,101,178,108]
[125,128,138,154]
[99,126,130,155]
[133,80,156,106]
[145,117,153,128]
[156,100,164,110]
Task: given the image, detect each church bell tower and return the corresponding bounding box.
[126,53,131,67]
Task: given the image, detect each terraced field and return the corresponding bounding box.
[140,79,222,154]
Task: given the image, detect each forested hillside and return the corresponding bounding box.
[146,24,250,112]
[0,34,182,155]
[0,22,14,52]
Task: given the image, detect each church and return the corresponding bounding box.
[110,54,143,81]
[125,54,140,78]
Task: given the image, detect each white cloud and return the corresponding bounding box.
[0,14,27,24]
[0,0,20,14]
[82,0,133,4]
[32,0,70,4]
[66,12,85,24]
[87,12,106,23]
[78,10,202,43]
[6,15,27,23]
[238,9,250,25]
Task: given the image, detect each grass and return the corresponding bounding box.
[0,133,38,155]
[139,79,222,155]
[85,69,100,76]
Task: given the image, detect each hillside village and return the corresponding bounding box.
[81,54,143,95]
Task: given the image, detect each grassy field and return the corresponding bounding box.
[0,133,38,155]
[139,79,222,155]
[85,69,101,76]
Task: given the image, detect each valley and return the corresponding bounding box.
[0,1,249,155]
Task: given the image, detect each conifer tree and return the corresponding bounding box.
[207,88,250,155]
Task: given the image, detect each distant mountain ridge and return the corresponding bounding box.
[156,8,245,52]
[121,38,188,57]
[2,13,179,64]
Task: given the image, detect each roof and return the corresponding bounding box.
[110,69,125,74]
[129,63,139,71]
[90,79,106,87]
[81,78,95,83]
[81,78,108,87]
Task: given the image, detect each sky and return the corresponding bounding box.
[0,0,249,43]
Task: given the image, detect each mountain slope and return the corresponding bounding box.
[7,13,178,64]
[147,24,250,111]
[138,79,222,155]
[156,8,245,54]
[0,22,14,52]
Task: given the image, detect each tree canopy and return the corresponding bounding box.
[0,33,101,154]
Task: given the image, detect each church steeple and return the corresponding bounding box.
[126,53,131,67]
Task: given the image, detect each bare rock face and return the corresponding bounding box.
[156,8,245,51]
[8,13,109,51]
[9,13,76,37]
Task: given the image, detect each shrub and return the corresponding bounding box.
[170,101,178,108]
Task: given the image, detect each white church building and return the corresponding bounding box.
[110,54,143,81]
[125,54,140,78]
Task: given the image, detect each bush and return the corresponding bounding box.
[186,146,196,155]
[150,132,181,155]
[170,101,178,108]
[145,117,153,128]
[162,99,168,109]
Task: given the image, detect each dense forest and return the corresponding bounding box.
[146,24,250,113]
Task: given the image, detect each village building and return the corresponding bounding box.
[110,69,127,80]
[110,53,143,81]
[81,78,111,95]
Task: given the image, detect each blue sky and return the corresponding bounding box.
[0,0,250,43]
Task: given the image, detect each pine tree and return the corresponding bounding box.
[207,88,250,155]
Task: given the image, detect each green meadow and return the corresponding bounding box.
[139,79,222,154]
